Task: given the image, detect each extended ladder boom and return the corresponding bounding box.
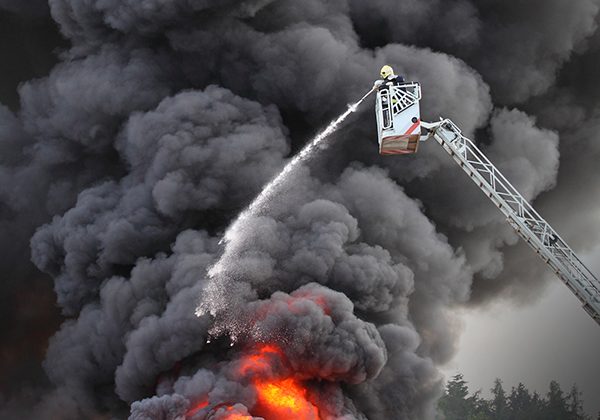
[422,119,600,325]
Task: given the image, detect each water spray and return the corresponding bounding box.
[217,87,375,247]
[196,87,376,318]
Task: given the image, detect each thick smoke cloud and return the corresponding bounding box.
[1,1,600,419]
[0,7,68,398]
[31,86,288,314]
[350,0,600,103]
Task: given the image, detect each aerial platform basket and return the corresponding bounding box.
[375,82,422,155]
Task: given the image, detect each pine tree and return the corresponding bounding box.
[508,383,532,420]
[545,380,570,420]
[437,376,590,420]
[491,378,509,420]
[468,390,492,420]
[567,384,588,420]
[525,391,548,420]
[438,374,471,420]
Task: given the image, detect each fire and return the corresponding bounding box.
[255,378,319,420]
[186,400,208,418]
[221,406,253,420]
[186,344,321,419]
[223,414,252,420]
[237,344,320,420]
[238,344,282,376]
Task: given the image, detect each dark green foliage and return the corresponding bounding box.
[491,379,509,420]
[437,376,591,420]
[438,374,471,420]
[508,383,533,420]
[545,380,570,420]
[566,385,587,420]
[438,374,492,420]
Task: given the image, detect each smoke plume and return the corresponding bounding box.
[1,1,600,419]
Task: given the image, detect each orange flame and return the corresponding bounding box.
[236,344,320,420]
[186,400,208,418]
[223,414,252,420]
[221,406,253,420]
[238,344,281,376]
[187,335,322,418]
[255,378,320,420]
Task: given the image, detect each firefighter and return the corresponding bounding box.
[375,65,405,127]
[376,65,405,89]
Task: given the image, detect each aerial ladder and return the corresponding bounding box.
[373,70,600,326]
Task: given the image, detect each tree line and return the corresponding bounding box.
[437,374,598,420]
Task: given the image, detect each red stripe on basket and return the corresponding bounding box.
[404,119,421,135]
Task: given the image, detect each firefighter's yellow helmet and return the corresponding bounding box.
[380,65,395,79]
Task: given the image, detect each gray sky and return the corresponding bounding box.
[444,263,600,415]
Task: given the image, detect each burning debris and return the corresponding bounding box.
[201,344,320,420]
[132,283,386,419]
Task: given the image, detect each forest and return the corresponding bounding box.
[437,374,598,420]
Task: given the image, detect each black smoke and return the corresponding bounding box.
[1,1,599,419]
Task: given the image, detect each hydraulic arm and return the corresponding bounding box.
[421,119,600,325]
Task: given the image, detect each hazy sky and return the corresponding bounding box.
[445,254,600,415]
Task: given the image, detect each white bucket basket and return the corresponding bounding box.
[375,82,422,155]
